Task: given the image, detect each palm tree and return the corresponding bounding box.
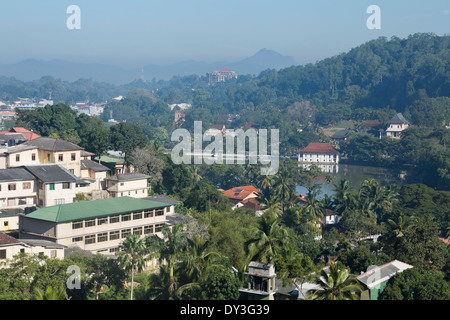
[308,262,362,300]
[146,223,188,298]
[176,235,224,297]
[380,212,411,255]
[248,212,289,264]
[260,195,283,218]
[182,234,222,282]
[117,233,149,300]
[258,174,275,191]
[321,193,335,210]
[272,171,296,215]
[190,165,202,184]
[34,285,68,300]
[333,179,355,214]
[244,163,261,186]
[304,186,324,220]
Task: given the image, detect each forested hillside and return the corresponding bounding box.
[8,33,450,190]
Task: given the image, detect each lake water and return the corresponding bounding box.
[296,163,407,197]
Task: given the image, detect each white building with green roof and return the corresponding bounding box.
[19,196,172,255]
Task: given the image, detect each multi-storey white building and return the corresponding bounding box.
[298,143,340,173]
[385,113,410,139]
[19,196,177,256]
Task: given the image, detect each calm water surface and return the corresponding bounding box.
[296,163,406,197]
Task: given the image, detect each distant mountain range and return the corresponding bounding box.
[0,49,296,85]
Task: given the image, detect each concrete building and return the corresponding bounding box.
[298,142,340,173]
[0,168,37,209]
[20,137,84,177]
[19,196,172,255]
[356,260,414,300]
[240,262,277,300]
[106,173,151,198]
[24,165,78,207]
[385,113,410,139]
[0,232,65,266]
[207,69,238,85]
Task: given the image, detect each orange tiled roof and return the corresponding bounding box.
[9,127,40,141]
[299,143,339,155]
[222,185,260,200]
[240,198,262,211]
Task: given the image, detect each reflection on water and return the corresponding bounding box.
[296,164,406,197]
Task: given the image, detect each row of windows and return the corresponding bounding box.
[0,182,32,192]
[15,153,77,162]
[1,182,72,192]
[38,182,71,190]
[14,153,37,162]
[71,208,167,229]
[72,224,164,245]
[0,248,58,259]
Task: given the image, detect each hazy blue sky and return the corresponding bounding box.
[0,0,449,68]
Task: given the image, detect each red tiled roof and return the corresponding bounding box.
[9,127,40,141]
[241,198,262,211]
[320,130,329,137]
[0,232,21,245]
[210,124,225,130]
[299,143,339,155]
[322,208,338,216]
[222,185,260,200]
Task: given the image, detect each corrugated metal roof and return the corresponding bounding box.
[356,260,413,289]
[24,196,170,223]
[144,195,180,205]
[387,113,410,124]
[22,137,84,151]
[106,172,150,181]
[80,159,110,172]
[0,168,36,182]
[24,164,78,183]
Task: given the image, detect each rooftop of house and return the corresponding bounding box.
[0,133,28,145]
[387,113,410,125]
[299,143,339,155]
[240,198,263,211]
[23,196,171,223]
[24,164,79,183]
[20,239,67,249]
[322,208,339,216]
[9,127,40,141]
[222,185,260,200]
[0,232,22,245]
[165,213,194,227]
[2,143,38,154]
[356,260,413,289]
[106,172,151,182]
[331,129,354,140]
[22,137,84,152]
[80,159,110,172]
[81,150,95,157]
[144,195,180,206]
[360,120,381,127]
[0,168,36,182]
